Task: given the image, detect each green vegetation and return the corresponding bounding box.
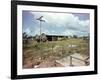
[23,38,89,68]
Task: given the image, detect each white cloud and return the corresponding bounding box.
[30,12,89,36]
[24,28,31,34]
[34,27,50,35]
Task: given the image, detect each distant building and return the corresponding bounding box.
[46,35,68,41]
[35,33,69,42]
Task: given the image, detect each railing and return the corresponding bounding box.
[69,56,89,66]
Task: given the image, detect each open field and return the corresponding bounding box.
[23,38,89,68]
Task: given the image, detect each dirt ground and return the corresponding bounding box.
[23,39,89,69]
[23,56,64,69]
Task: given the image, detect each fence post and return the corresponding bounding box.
[70,56,73,66]
[52,36,53,54]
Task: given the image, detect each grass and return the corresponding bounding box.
[23,38,89,68]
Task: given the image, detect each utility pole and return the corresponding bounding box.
[36,16,45,60]
[36,16,45,43]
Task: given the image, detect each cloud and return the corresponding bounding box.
[24,28,31,34]
[26,11,90,36]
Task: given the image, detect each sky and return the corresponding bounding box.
[22,11,90,37]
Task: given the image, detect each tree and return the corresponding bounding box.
[35,33,47,42]
[40,33,47,42]
[23,32,28,44]
[23,32,28,39]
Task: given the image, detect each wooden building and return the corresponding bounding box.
[46,35,68,41]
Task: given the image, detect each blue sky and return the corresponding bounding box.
[22,11,90,36]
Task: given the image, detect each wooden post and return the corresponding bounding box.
[52,36,53,54]
[70,56,73,66]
